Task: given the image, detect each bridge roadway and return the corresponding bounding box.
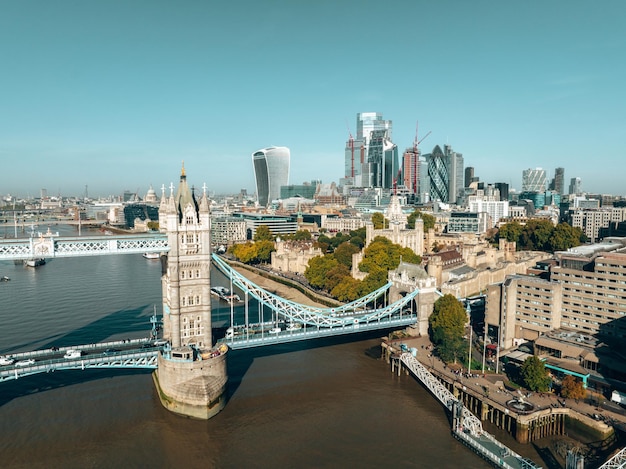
[218,316,417,350]
[0,338,161,383]
[399,353,541,469]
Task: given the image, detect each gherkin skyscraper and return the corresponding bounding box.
[426,145,448,202]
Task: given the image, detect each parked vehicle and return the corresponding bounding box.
[611,390,626,405]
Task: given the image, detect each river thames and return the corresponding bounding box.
[0,230,542,468]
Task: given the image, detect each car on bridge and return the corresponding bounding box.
[15,359,35,367]
[0,356,15,366]
[153,339,169,346]
[64,350,83,359]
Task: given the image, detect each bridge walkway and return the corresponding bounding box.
[399,353,541,469]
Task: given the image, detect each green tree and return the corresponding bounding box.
[324,263,350,291]
[498,221,523,243]
[316,234,331,253]
[229,242,258,264]
[328,232,348,251]
[428,294,468,363]
[254,225,274,242]
[331,276,361,302]
[560,375,586,400]
[304,255,339,289]
[292,230,312,241]
[371,212,388,229]
[255,240,275,263]
[526,219,554,252]
[359,237,420,273]
[407,210,435,231]
[350,236,364,249]
[520,356,551,392]
[550,223,584,252]
[359,237,396,273]
[334,241,360,269]
[358,267,388,296]
[349,226,366,242]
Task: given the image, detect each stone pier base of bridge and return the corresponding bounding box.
[153,349,228,420]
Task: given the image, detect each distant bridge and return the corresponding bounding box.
[0,232,168,260]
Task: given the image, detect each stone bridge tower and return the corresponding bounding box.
[153,164,228,420]
[388,261,439,336]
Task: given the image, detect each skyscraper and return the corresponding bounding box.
[426,145,448,202]
[367,129,398,189]
[464,167,474,188]
[569,177,582,195]
[252,146,290,207]
[494,182,509,201]
[344,112,393,188]
[444,144,463,204]
[522,168,547,193]
[553,167,565,195]
[402,147,420,195]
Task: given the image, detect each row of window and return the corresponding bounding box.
[180,233,200,244]
[181,295,201,306]
[180,269,201,279]
[181,316,203,337]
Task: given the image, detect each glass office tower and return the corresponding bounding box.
[252,146,290,207]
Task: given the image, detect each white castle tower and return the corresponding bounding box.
[153,164,228,419]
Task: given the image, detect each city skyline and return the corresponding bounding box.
[1,1,625,198]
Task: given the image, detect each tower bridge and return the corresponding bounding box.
[0,166,546,467]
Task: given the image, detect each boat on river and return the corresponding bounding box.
[211,286,242,303]
[142,252,162,260]
[0,276,9,282]
[25,258,46,267]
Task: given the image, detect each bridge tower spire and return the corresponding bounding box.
[154,165,228,420]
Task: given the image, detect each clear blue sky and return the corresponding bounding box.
[1,1,625,198]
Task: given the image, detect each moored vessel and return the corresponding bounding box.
[25,258,46,267]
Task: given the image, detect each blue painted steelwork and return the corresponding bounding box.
[212,254,418,349]
[598,446,626,468]
[0,233,169,261]
[399,353,542,469]
[0,349,159,383]
[219,318,416,350]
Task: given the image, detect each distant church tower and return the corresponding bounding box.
[153,164,228,420]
